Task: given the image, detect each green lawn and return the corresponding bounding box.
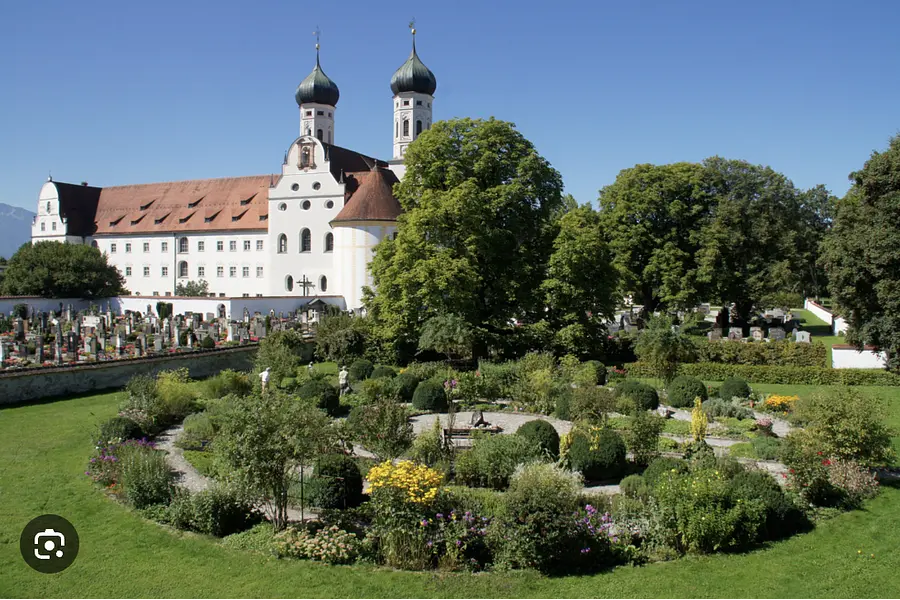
[2,390,900,597]
[792,307,845,367]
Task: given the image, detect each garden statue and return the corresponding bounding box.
[308,361,314,375]
[338,365,349,396]
[259,367,271,393]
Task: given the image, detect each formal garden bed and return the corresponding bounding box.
[83,334,896,576]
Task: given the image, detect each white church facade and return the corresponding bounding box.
[30,31,438,312]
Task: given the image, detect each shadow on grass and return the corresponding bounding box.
[0,386,125,412]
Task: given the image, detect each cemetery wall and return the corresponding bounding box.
[804,298,834,325]
[831,345,887,369]
[0,346,257,406]
[833,315,849,335]
[0,297,93,315]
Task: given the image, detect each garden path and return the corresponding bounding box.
[664,404,793,437]
[157,423,314,522]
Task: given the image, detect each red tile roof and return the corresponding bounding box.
[331,167,402,224]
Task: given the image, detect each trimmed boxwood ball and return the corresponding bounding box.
[349,359,374,382]
[516,419,560,459]
[98,416,145,444]
[412,380,449,412]
[297,380,340,416]
[719,376,752,400]
[309,454,364,509]
[666,375,708,408]
[614,380,659,412]
[392,372,421,402]
[371,365,396,380]
[567,429,626,481]
[201,335,216,349]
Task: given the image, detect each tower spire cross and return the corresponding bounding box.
[313,25,321,49]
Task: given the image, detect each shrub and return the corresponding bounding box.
[555,392,571,421]
[392,372,421,402]
[358,377,394,404]
[567,428,626,481]
[309,454,364,509]
[122,374,162,424]
[750,436,782,460]
[622,362,900,386]
[667,376,708,408]
[642,456,688,487]
[516,419,560,459]
[629,411,664,466]
[510,367,559,414]
[719,377,752,400]
[410,419,451,469]
[177,412,216,450]
[349,359,375,381]
[279,377,297,391]
[348,400,414,460]
[615,380,659,412]
[403,361,451,381]
[570,386,616,422]
[274,525,361,564]
[201,369,252,399]
[297,380,340,416]
[201,336,216,349]
[491,463,582,574]
[118,444,175,509]
[454,434,542,490]
[826,458,880,508]
[371,365,396,379]
[97,416,145,446]
[444,486,507,519]
[192,485,260,537]
[583,360,608,386]
[620,474,649,499]
[412,380,449,412]
[702,398,755,420]
[727,470,809,541]
[476,360,519,399]
[156,368,199,420]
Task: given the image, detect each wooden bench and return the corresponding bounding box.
[442,426,503,445]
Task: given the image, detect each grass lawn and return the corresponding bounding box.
[2,390,900,597]
[792,307,845,367]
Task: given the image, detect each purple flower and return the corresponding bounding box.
[580,547,591,554]
[436,513,443,519]
[455,540,462,547]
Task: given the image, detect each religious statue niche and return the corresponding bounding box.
[298,141,316,170]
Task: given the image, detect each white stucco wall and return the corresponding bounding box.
[832,346,888,369]
[0,297,94,316]
[332,221,396,311]
[804,298,834,325]
[833,315,849,335]
[392,91,433,160]
[31,182,83,244]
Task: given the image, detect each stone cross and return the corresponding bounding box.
[297,275,315,296]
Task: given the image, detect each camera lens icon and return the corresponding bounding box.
[20,515,79,573]
[34,528,66,560]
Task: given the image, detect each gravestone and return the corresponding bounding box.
[55,339,63,364]
[134,337,143,358]
[0,341,5,364]
[74,319,82,339]
[98,335,106,354]
[243,308,250,323]
[89,336,98,355]
[84,335,91,354]
[83,315,100,329]
[750,327,764,342]
[14,318,25,342]
[206,312,214,322]
[795,330,811,343]
[769,327,786,341]
[35,336,44,363]
[67,331,78,354]
[116,334,125,357]
[39,312,48,332]
[728,327,743,341]
[137,333,147,353]
[708,328,723,341]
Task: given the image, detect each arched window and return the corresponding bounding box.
[300,229,311,253]
[395,121,398,139]
[91,240,98,248]
[285,275,294,292]
[278,234,287,253]
[416,120,422,136]
[320,275,328,292]
[324,232,333,252]
[300,147,310,167]
[403,119,409,137]
[178,261,188,278]
[178,237,188,253]
[316,129,323,141]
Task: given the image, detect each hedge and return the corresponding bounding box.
[694,339,827,367]
[622,362,900,386]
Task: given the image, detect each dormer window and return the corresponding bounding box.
[204,211,220,223]
[240,193,256,206]
[110,215,124,227]
[231,210,247,222]
[188,197,203,208]
[154,213,169,225]
[178,212,194,224]
[140,199,155,211]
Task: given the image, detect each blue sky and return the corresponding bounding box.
[2,0,899,211]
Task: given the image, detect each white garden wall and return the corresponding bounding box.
[832,345,888,369]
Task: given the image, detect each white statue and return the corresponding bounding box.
[259,367,271,393]
[338,365,349,396]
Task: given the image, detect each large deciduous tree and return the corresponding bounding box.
[541,205,618,357]
[820,135,900,371]
[597,163,712,317]
[364,118,564,361]
[1,241,127,298]
[175,279,209,297]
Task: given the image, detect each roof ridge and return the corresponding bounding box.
[65,174,277,191]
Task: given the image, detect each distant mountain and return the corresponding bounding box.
[0,203,35,259]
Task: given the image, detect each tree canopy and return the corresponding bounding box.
[820,135,900,371]
[175,279,209,297]
[1,241,127,298]
[364,118,564,361]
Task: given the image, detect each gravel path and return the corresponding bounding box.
[665,404,793,438]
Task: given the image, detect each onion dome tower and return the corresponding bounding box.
[390,24,436,161]
[296,34,339,143]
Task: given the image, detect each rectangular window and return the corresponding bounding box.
[242,293,249,298]
[219,293,225,297]
[143,266,150,277]
[161,266,168,277]
[305,110,312,117]
[198,266,205,277]
[229,240,237,251]
[317,110,324,116]
[165,292,171,297]
[217,266,224,278]
[229,266,236,277]
[242,266,249,277]
[198,241,205,252]
[125,267,132,276]
[403,100,409,106]
[416,100,422,106]
[256,293,263,297]
[256,240,263,251]
[256,266,263,278]
[111,243,117,253]
[52,222,57,231]
[243,240,251,251]
[143,242,150,252]
[125,243,132,253]
[161,241,168,252]
[152,291,158,296]
[40,222,45,231]
[217,241,224,251]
